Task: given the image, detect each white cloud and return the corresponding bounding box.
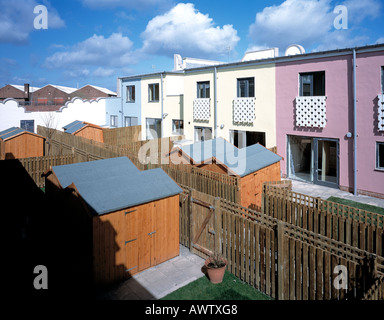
[376,37,384,44]
[249,0,333,51]
[92,67,116,78]
[343,0,381,24]
[44,33,136,69]
[140,3,240,58]
[0,0,65,44]
[248,0,382,53]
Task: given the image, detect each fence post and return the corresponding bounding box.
[277,220,285,300]
[188,188,193,251]
[214,197,221,255]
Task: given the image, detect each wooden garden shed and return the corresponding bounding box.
[0,127,45,160]
[63,120,104,143]
[43,156,182,286]
[169,137,282,210]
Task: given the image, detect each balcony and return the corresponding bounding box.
[193,98,211,121]
[296,96,327,128]
[233,97,256,124]
[379,94,384,131]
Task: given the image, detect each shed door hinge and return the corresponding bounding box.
[125,238,137,245]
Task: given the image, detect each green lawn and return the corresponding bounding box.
[161,271,272,300]
[327,196,384,215]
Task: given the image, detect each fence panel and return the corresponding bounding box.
[18,154,75,187]
[180,186,384,300]
[263,184,384,256]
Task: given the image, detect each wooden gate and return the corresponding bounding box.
[180,187,219,258]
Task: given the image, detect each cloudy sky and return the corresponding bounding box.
[1,0,383,91]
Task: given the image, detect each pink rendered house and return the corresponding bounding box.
[275,44,384,198]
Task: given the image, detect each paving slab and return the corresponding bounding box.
[289,179,384,208]
[97,245,205,300]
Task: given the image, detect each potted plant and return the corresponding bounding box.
[204,253,227,284]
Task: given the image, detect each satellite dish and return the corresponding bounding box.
[285,44,305,56]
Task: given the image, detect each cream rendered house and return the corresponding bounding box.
[139,72,184,140]
[183,57,277,149]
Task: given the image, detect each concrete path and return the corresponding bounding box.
[97,245,205,300]
[289,179,384,208]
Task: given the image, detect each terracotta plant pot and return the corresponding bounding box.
[204,257,228,284]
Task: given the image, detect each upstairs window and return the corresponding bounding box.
[197,81,210,98]
[237,77,254,98]
[126,85,135,102]
[148,83,159,102]
[377,142,384,170]
[299,71,325,96]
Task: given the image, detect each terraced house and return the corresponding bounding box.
[117,44,384,198]
[275,44,384,198]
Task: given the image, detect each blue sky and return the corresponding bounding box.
[1,0,383,92]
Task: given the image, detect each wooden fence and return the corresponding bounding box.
[38,125,183,159]
[262,182,384,256]
[180,185,384,300]
[18,154,75,188]
[102,126,142,146]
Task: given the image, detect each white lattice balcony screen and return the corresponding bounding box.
[193,98,211,121]
[379,94,384,131]
[296,96,327,128]
[233,97,256,123]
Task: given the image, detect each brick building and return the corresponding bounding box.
[70,85,116,100]
[0,84,39,103]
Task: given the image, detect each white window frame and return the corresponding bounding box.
[376,142,384,170]
[126,85,135,102]
[148,83,159,102]
[237,77,254,98]
[172,119,184,134]
[110,115,118,127]
[124,116,138,127]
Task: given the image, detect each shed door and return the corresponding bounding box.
[139,203,156,271]
[124,209,139,276]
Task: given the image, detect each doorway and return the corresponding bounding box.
[287,136,339,188]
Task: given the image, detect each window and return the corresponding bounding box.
[126,86,135,102]
[230,130,265,148]
[237,77,254,98]
[194,126,212,142]
[299,71,325,96]
[125,116,138,127]
[146,118,161,140]
[110,115,118,127]
[172,119,184,134]
[148,83,159,102]
[197,81,210,98]
[377,142,384,170]
[20,120,34,133]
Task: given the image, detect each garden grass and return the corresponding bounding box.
[161,271,272,300]
[327,196,384,215]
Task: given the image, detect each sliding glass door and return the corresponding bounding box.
[288,136,339,188]
[314,138,338,187]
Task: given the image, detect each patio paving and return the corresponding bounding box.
[97,245,205,300]
[289,179,384,208]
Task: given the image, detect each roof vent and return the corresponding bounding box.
[285,44,305,56]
